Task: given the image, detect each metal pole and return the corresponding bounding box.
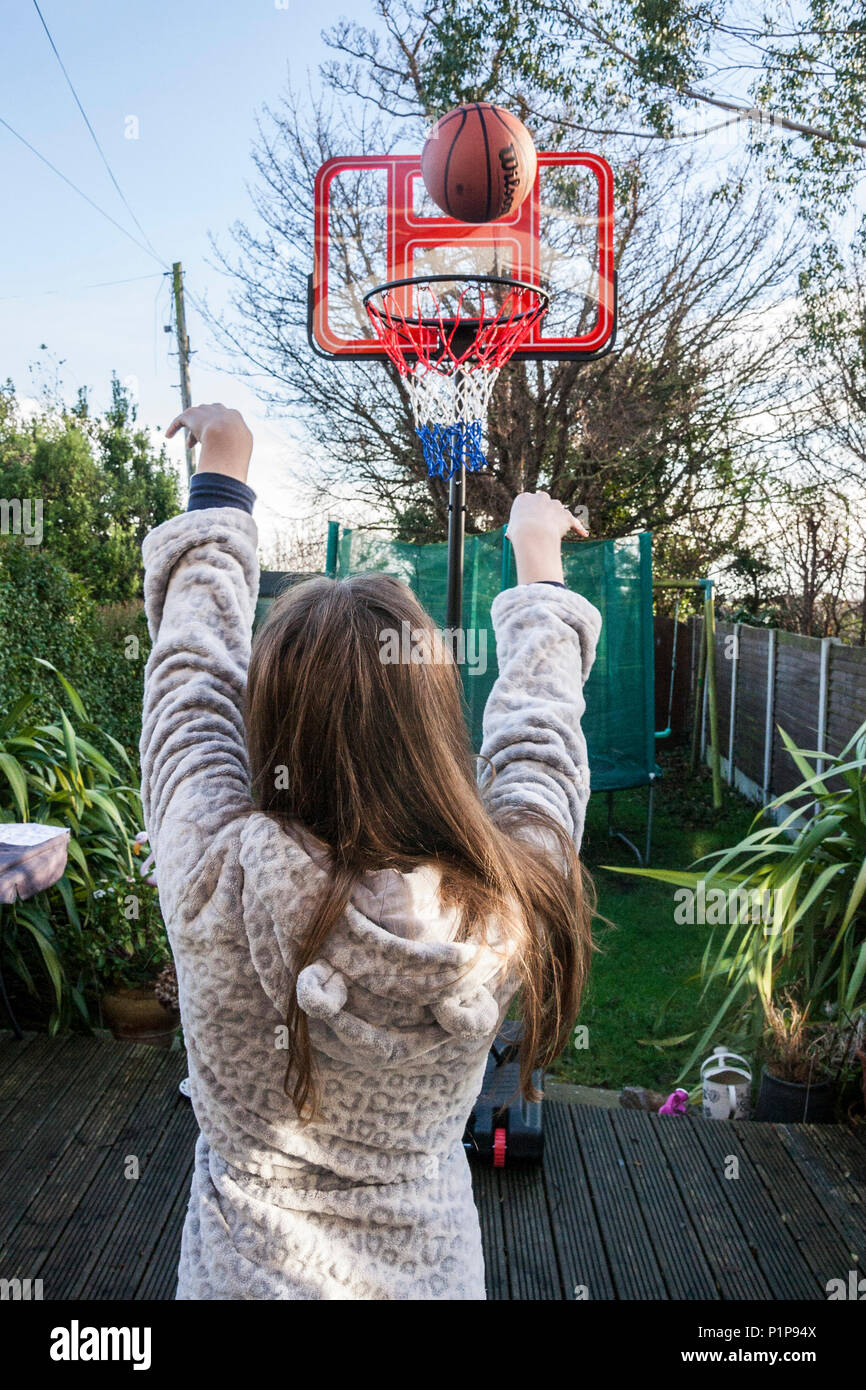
[645,781,655,867]
[690,613,706,774]
[446,466,466,635]
[701,651,708,761]
[171,261,195,483]
[325,521,339,578]
[815,634,833,817]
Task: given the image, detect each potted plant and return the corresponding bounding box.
[815,1007,866,1121]
[755,997,866,1122]
[754,995,835,1122]
[101,966,179,1047]
[856,1048,866,1119]
[92,880,179,1047]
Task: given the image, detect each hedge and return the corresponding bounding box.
[0,537,149,755]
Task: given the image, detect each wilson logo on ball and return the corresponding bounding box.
[498,143,521,215]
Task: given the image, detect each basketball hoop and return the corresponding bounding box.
[313,148,615,632]
[363,274,549,480]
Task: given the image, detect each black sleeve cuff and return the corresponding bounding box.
[187,472,256,514]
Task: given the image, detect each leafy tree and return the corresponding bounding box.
[797,232,866,487]
[342,1,866,212]
[0,376,181,603]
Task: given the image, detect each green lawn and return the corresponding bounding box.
[548,746,758,1094]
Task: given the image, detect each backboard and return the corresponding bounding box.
[309,152,616,362]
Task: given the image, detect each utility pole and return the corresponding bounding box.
[171,261,195,482]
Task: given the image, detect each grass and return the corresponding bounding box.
[548,744,759,1094]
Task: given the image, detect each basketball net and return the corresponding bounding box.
[365,277,548,480]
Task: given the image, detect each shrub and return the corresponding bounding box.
[0,540,150,759]
[0,664,166,1029]
[610,721,866,1080]
[0,376,181,604]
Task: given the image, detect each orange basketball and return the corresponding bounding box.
[421,103,537,224]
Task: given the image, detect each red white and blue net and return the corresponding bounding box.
[364,276,548,479]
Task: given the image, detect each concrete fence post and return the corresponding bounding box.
[762,627,777,805]
[728,622,740,786]
[816,636,832,779]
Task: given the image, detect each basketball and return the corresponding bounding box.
[421,103,537,224]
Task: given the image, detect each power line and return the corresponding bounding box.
[31,0,163,262]
[0,115,166,268]
[0,272,163,302]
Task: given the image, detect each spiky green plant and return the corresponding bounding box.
[0,661,147,1029]
[606,721,866,1082]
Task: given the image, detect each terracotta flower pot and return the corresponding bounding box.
[102,987,180,1048]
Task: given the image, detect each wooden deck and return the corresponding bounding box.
[1,1032,864,1301]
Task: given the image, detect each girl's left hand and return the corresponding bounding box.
[133,830,157,887]
[166,403,253,483]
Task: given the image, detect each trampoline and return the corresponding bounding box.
[328,524,662,863]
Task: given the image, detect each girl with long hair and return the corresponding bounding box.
[141,402,601,1300]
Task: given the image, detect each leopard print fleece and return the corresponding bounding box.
[140,507,601,1300]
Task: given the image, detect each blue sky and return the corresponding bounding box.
[1,0,362,544]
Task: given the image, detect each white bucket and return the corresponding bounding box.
[701,1047,752,1120]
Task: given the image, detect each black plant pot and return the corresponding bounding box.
[754,1065,835,1123]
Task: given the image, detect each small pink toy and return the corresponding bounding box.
[658,1088,689,1115]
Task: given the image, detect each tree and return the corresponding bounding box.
[346,1,866,212]
[797,234,866,488]
[0,376,181,602]
[214,39,803,584]
[768,484,857,636]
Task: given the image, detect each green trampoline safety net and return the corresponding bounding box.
[333,525,660,793]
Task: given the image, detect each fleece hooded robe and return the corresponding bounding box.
[140,507,601,1301]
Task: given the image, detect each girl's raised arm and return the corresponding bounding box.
[139,407,258,910]
[478,493,602,852]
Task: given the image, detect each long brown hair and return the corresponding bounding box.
[246,572,595,1116]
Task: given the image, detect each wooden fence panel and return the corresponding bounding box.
[653,616,692,743]
[715,619,734,764]
[827,644,866,757]
[671,618,866,816]
[772,633,822,800]
[736,626,770,793]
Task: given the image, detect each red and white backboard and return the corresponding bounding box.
[309,152,616,361]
